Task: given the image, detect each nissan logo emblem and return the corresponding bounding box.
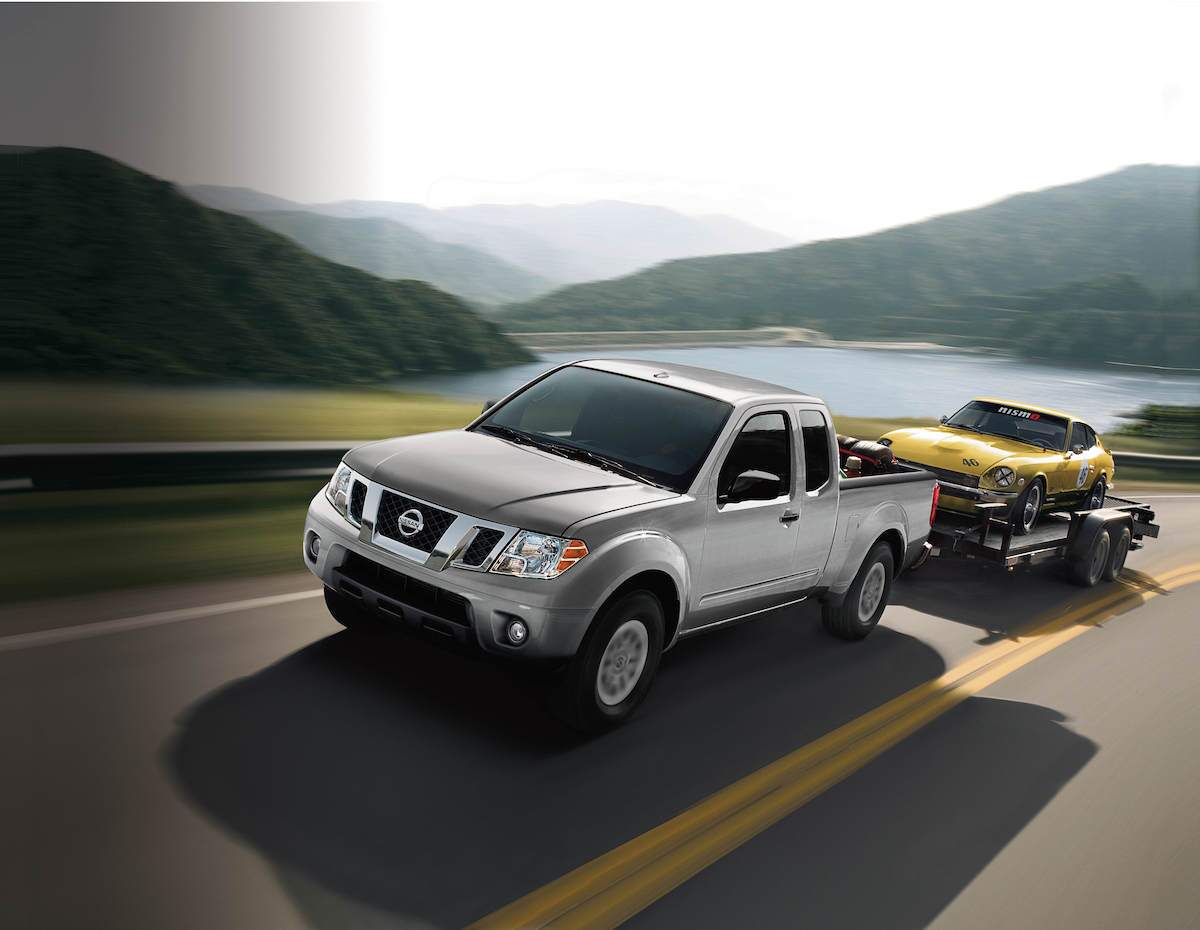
[397,508,424,538]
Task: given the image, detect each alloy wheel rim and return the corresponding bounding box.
[1090,535,1110,581]
[858,562,886,623]
[1023,484,1041,530]
[597,619,648,707]
[1091,482,1105,509]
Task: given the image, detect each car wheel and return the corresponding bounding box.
[1084,476,1106,510]
[1068,527,1111,587]
[1103,524,1132,582]
[323,586,378,632]
[553,591,664,734]
[1011,478,1044,536]
[822,542,894,641]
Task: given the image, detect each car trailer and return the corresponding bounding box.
[920,494,1160,587]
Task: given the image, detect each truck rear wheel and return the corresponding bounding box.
[822,542,894,640]
[552,591,664,734]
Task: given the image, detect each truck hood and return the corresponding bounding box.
[344,430,679,536]
[880,426,1025,475]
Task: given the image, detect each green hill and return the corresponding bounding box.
[0,148,532,383]
[243,210,556,306]
[499,166,1200,360]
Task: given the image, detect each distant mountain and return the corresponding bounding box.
[434,201,794,282]
[498,166,1200,354]
[0,148,531,383]
[239,210,556,306]
[187,185,794,284]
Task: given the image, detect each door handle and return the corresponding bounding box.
[780,510,800,524]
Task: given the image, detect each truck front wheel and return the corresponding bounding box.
[822,542,894,640]
[553,591,664,734]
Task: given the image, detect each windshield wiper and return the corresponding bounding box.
[535,440,672,490]
[477,423,540,448]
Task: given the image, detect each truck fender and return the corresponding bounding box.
[573,530,691,648]
[825,501,908,597]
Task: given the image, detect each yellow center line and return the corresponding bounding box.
[468,563,1200,930]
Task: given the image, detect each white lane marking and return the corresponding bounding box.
[0,588,323,653]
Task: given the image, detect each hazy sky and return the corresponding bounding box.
[2,1,1196,240]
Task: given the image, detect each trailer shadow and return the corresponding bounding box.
[891,556,1096,640]
[166,598,1094,929]
[628,695,1098,930]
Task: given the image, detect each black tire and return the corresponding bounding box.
[1103,524,1131,582]
[1068,527,1111,587]
[1082,476,1106,511]
[1011,478,1045,536]
[323,586,378,632]
[822,542,894,640]
[553,591,664,734]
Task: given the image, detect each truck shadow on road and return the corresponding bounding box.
[167,597,1098,929]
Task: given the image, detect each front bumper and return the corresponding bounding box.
[303,491,592,660]
[935,480,1018,512]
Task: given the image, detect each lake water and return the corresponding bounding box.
[397,346,1200,431]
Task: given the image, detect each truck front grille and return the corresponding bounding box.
[896,458,981,489]
[461,528,505,567]
[376,491,457,552]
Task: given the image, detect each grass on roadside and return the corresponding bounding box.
[1,382,480,443]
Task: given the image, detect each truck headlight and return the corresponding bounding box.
[987,466,1016,488]
[325,463,357,521]
[489,530,589,579]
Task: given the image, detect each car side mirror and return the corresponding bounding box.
[481,398,497,414]
[1071,444,1085,455]
[720,469,782,505]
[938,414,948,424]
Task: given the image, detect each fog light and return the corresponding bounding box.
[306,532,321,562]
[506,618,528,646]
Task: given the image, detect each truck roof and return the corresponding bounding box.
[576,358,819,406]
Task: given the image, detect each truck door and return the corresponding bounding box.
[687,408,804,631]
[794,406,839,576]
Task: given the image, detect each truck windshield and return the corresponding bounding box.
[944,400,1068,452]
[473,365,732,492]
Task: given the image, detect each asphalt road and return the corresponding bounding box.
[3,495,1198,930]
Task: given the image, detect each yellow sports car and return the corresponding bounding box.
[879,398,1115,535]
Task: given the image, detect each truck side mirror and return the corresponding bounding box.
[481,398,497,414]
[720,469,782,505]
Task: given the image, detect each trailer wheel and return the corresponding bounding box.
[822,542,894,640]
[1103,524,1132,582]
[1067,527,1111,587]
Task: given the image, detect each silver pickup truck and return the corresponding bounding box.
[303,359,937,731]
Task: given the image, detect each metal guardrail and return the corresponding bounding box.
[1,442,1197,493]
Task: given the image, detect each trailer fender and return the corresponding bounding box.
[1066,509,1133,564]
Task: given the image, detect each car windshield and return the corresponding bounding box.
[472,365,732,492]
[944,400,1068,452]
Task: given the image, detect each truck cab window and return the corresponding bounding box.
[718,412,791,503]
[800,410,831,491]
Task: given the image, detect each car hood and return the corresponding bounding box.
[344,430,679,536]
[880,426,1031,475]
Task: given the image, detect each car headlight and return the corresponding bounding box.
[325,462,357,521]
[987,465,1016,488]
[489,530,589,579]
